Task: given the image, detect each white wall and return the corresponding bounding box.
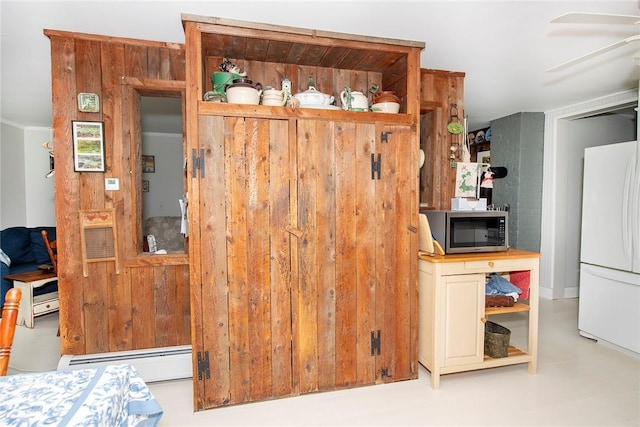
[541,89,638,299]
[141,132,183,219]
[1,122,181,229]
[1,121,55,228]
[1,122,26,227]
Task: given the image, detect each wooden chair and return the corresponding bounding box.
[0,288,22,376]
[41,230,57,274]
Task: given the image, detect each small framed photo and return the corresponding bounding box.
[477,150,491,165]
[142,180,150,192]
[77,93,100,113]
[142,155,155,173]
[72,121,105,172]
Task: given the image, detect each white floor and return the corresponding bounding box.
[8,298,640,426]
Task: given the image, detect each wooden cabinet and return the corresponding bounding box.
[183,15,423,410]
[419,69,465,210]
[418,249,540,389]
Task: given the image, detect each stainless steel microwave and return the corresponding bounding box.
[423,210,509,254]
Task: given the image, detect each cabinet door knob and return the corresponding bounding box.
[481,317,487,323]
[488,261,495,267]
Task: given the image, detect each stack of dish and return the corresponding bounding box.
[371,90,400,114]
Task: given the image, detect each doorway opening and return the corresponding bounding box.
[137,93,186,254]
[541,91,638,299]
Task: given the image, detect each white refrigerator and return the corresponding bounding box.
[579,140,640,355]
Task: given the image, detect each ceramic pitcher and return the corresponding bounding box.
[262,88,287,106]
[340,89,369,111]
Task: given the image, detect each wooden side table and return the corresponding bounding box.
[4,270,59,328]
[418,249,540,389]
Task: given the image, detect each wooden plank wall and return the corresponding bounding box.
[45,30,191,355]
[419,68,465,210]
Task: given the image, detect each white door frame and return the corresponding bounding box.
[540,89,638,299]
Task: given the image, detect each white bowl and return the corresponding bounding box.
[371,102,400,114]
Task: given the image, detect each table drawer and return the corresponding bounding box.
[465,258,536,271]
[33,293,59,315]
[439,258,537,275]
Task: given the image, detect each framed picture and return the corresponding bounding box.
[72,121,105,172]
[455,162,481,198]
[477,150,491,165]
[142,155,155,173]
[142,180,149,192]
[77,92,100,113]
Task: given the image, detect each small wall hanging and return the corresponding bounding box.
[477,150,491,165]
[72,120,105,172]
[79,209,119,277]
[447,103,465,167]
[77,93,100,113]
[42,140,55,178]
[142,155,155,173]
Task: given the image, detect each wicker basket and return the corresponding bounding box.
[484,321,511,358]
[485,295,515,307]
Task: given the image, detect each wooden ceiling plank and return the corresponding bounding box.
[265,40,294,63]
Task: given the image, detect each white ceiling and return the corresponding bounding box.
[1,0,639,133]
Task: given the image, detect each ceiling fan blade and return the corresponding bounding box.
[546,34,640,72]
[551,12,640,25]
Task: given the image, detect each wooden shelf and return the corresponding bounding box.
[485,302,530,315]
[484,345,527,361]
[198,101,414,123]
[441,346,531,375]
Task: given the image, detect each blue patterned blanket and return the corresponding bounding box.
[0,364,163,426]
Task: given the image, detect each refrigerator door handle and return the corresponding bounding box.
[623,157,634,258]
[632,151,640,272]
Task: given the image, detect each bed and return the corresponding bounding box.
[0,364,163,426]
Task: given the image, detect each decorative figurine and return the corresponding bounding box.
[219,58,247,76]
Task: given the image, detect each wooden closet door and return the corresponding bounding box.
[294,120,418,392]
[192,115,294,409]
[374,124,418,383]
[296,119,383,392]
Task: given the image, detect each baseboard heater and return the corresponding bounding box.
[57,345,192,383]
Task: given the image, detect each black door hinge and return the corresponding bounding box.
[197,350,211,380]
[371,153,381,180]
[370,330,381,356]
[380,131,393,143]
[192,148,205,178]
